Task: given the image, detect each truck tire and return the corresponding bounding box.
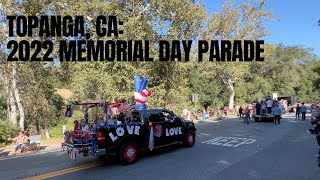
[183,131,195,147]
[119,142,139,165]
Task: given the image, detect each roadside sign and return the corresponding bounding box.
[291,96,297,105]
[192,94,199,103]
[273,93,278,99]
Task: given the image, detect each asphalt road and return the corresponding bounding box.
[1,113,320,180]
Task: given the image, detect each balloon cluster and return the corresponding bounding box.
[134,75,151,109]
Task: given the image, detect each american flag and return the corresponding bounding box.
[119,102,130,112]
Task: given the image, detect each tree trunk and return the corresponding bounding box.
[45,127,51,139]
[1,11,16,124]
[1,71,14,124]
[9,90,17,124]
[12,63,25,130]
[228,83,235,110]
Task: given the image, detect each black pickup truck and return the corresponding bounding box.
[63,108,197,165]
[98,109,196,164]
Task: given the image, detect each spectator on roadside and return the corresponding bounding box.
[182,109,189,120]
[300,102,307,121]
[311,103,314,113]
[235,104,240,116]
[249,103,254,118]
[283,100,288,114]
[239,106,243,118]
[296,104,301,120]
[8,131,29,154]
[202,106,207,120]
[272,104,282,124]
[192,109,197,120]
[244,105,251,124]
[224,106,228,117]
[278,100,283,114]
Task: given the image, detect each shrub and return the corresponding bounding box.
[0,121,20,144]
[49,110,83,138]
[49,120,73,138]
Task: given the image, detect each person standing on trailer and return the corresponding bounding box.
[255,101,261,115]
[266,98,273,114]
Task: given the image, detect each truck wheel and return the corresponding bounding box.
[184,131,195,147]
[119,142,139,165]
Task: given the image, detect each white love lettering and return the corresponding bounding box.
[126,126,134,134]
[108,125,141,142]
[116,127,125,136]
[109,132,118,142]
[166,127,183,136]
[169,128,174,136]
[134,126,140,135]
[174,127,179,135]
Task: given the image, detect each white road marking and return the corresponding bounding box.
[0,149,61,161]
[199,133,211,136]
[202,136,256,147]
[195,121,219,126]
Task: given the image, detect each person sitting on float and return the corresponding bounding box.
[80,121,91,139]
[107,114,118,125]
[73,120,81,139]
[81,105,90,124]
[92,118,99,131]
[107,106,120,125]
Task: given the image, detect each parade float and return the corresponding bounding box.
[61,75,150,159]
[61,75,196,165]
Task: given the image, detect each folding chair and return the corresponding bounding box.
[28,135,41,151]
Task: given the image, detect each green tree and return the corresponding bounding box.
[205,0,273,110]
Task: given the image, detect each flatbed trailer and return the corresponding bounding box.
[254,115,274,122]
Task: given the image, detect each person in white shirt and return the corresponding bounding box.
[80,122,90,139]
[182,109,189,120]
[266,98,273,114]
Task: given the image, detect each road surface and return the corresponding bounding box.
[1,113,320,180]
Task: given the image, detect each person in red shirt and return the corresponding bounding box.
[224,107,229,117]
[73,120,81,139]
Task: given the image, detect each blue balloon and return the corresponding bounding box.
[136,104,147,109]
[134,75,141,92]
[139,78,148,93]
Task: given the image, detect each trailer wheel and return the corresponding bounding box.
[119,142,139,165]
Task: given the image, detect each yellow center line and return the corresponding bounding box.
[22,161,104,180]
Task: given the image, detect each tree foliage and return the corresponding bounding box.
[0,0,319,138]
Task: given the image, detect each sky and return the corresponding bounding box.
[197,0,320,57]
